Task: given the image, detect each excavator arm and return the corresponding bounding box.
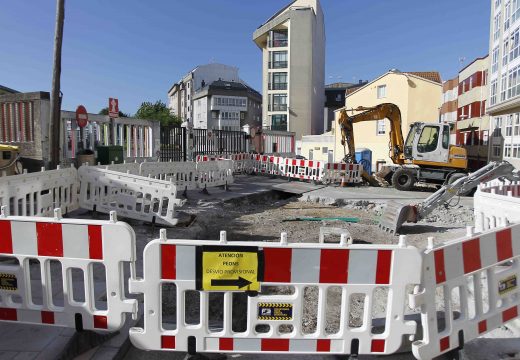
[379,161,520,234]
[338,103,406,165]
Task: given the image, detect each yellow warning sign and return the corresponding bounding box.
[499,275,517,296]
[198,246,260,291]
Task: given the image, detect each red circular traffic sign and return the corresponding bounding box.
[76,105,88,128]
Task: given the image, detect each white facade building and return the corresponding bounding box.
[488,0,520,168]
[253,0,325,140]
[167,63,243,127]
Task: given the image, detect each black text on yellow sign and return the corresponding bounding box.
[0,273,17,291]
[196,246,260,291]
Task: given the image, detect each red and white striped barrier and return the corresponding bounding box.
[196,160,234,188]
[411,224,520,359]
[0,210,138,331]
[129,232,422,355]
[283,158,324,182]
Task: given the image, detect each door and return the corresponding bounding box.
[308,149,313,160]
[328,150,334,163]
[413,125,445,163]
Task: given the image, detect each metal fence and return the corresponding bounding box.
[192,129,247,157]
[160,126,186,161]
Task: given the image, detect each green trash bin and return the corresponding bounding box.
[96,145,124,165]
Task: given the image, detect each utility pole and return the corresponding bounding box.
[50,0,65,168]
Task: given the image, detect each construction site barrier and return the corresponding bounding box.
[196,160,234,189]
[410,224,520,359]
[97,161,141,175]
[78,165,184,226]
[322,163,364,184]
[140,161,198,191]
[0,210,137,331]
[196,153,363,185]
[128,232,422,355]
[0,166,79,217]
[475,180,520,231]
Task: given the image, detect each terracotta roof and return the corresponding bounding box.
[405,72,442,84]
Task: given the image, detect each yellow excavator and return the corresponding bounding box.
[338,103,468,191]
[337,103,520,234]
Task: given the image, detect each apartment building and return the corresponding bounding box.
[487,0,520,168]
[456,56,490,169]
[167,63,244,127]
[440,77,458,125]
[192,80,262,131]
[253,0,325,140]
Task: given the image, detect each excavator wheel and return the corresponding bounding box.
[391,168,416,191]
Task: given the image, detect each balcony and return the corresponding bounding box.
[268,61,288,69]
[268,83,288,90]
[268,39,288,48]
[269,104,287,112]
[270,123,288,131]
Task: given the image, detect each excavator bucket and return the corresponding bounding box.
[378,200,416,234]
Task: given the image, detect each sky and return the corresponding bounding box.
[0,0,491,115]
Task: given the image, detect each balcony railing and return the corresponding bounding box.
[268,39,288,48]
[270,123,288,131]
[268,83,288,90]
[268,61,288,69]
[269,104,288,112]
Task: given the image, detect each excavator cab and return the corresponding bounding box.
[403,123,451,164]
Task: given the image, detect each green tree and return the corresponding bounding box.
[135,100,181,126]
[98,107,129,117]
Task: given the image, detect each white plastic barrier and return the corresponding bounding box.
[321,163,363,184]
[78,166,184,226]
[196,160,234,189]
[0,210,137,331]
[98,161,141,175]
[140,161,198,191]
[410,224,520,359]
[129,232,422,355]
[0,166,79,217]
[475,180,520,231]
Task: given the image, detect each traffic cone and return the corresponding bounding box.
[340,176,347,187]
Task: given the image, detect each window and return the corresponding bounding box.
[376,120,385,135]
[269,29,288,47]
[377,85,386,99]
[508,66,520,99]
[506,114,513,136]
[501,73,508,101]
[505,0,511,30]
[483,130,489,145]
[510,28,520,61]
[515,113,520,135]
[502,39,509,66]
[270,72,288,90]
[417,126,440,153]
[270,94,287,111]
[442,125,450,149]
[322,147,328,154]
[335,94,342,102]
[514,143,520,157]
[493,144,502,157]
[493,116,503,137]
[513,0,520,22]
[271,114,287,131]
[494,13,502,41]
[271,51,288,69]
[496,0,502,9]
[492,46,500,73]
[490,79,498,105]
[505,144,512,157]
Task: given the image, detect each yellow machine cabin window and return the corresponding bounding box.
[417,126,439,153]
